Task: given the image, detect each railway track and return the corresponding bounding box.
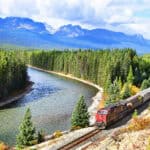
[58,128,101,150]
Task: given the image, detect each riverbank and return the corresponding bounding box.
[0,81,33,107]
[28,65,103,125]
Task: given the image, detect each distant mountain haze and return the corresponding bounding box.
[0,17,150,53]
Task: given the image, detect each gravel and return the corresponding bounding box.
[27,127,96,150]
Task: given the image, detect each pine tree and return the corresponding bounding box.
[141,79,150,90]
[121,83,131,99]
[127,65,134,84]
[105,78,121,106]
[118,77,122,91]
[16,108,36,149]
[71,96,89,128]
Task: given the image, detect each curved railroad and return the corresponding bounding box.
[96,87,150,128]
[58,128,101,150]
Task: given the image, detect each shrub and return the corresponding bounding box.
[141,78,150,90]
[37,130,45,143]
[131,85,140,95]
[121,83,131,99]
[132,109,138,118]
[137,95,143,103]
[70,126,81,131]
[0,142,9,150]
[53,130,63,138]
[125,116,150,132]
[30,139,38,145]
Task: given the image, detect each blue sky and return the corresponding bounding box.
[0,0,150,39]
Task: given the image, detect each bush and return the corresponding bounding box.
[125,116,150,132]
[30,139,38,145]
[53,130,63,138]
[141,78,150,90]
[0,142,9,150]
[132,109,138,118]
[37,130,45,143]
[70,126,81,131]
[121,83,131,99]
[131,85,140,95]
[138,95,143,103]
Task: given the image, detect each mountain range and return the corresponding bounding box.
[0,17,150,53]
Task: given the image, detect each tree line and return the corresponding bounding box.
[0,50,28,100]
[28,49,149,87]
[28,49,150,105]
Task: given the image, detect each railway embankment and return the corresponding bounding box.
[26,127,96,150]
[85,99,150,150]
[27,108,150,150]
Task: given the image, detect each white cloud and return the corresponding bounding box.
[0,0,150,38]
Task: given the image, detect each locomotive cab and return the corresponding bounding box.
[96,109,108,129]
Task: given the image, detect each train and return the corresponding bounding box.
[95,88,150,129]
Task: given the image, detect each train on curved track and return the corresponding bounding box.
[95,88,150,129]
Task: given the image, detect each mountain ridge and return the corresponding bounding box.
[0,17,150,53]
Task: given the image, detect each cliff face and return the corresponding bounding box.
[86,109,150,150]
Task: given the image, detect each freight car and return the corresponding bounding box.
[96,88,150,129]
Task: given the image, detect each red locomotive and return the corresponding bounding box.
[96,88,150,129]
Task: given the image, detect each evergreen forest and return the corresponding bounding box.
[0,50,28,100]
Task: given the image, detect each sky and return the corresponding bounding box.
[0,0,150,39]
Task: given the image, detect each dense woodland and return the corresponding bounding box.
[0,50,28,100]
[28,49,150,105]
[28,49,149,87]
[142,54,150,63]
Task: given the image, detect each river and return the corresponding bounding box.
[0,68,97,146]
